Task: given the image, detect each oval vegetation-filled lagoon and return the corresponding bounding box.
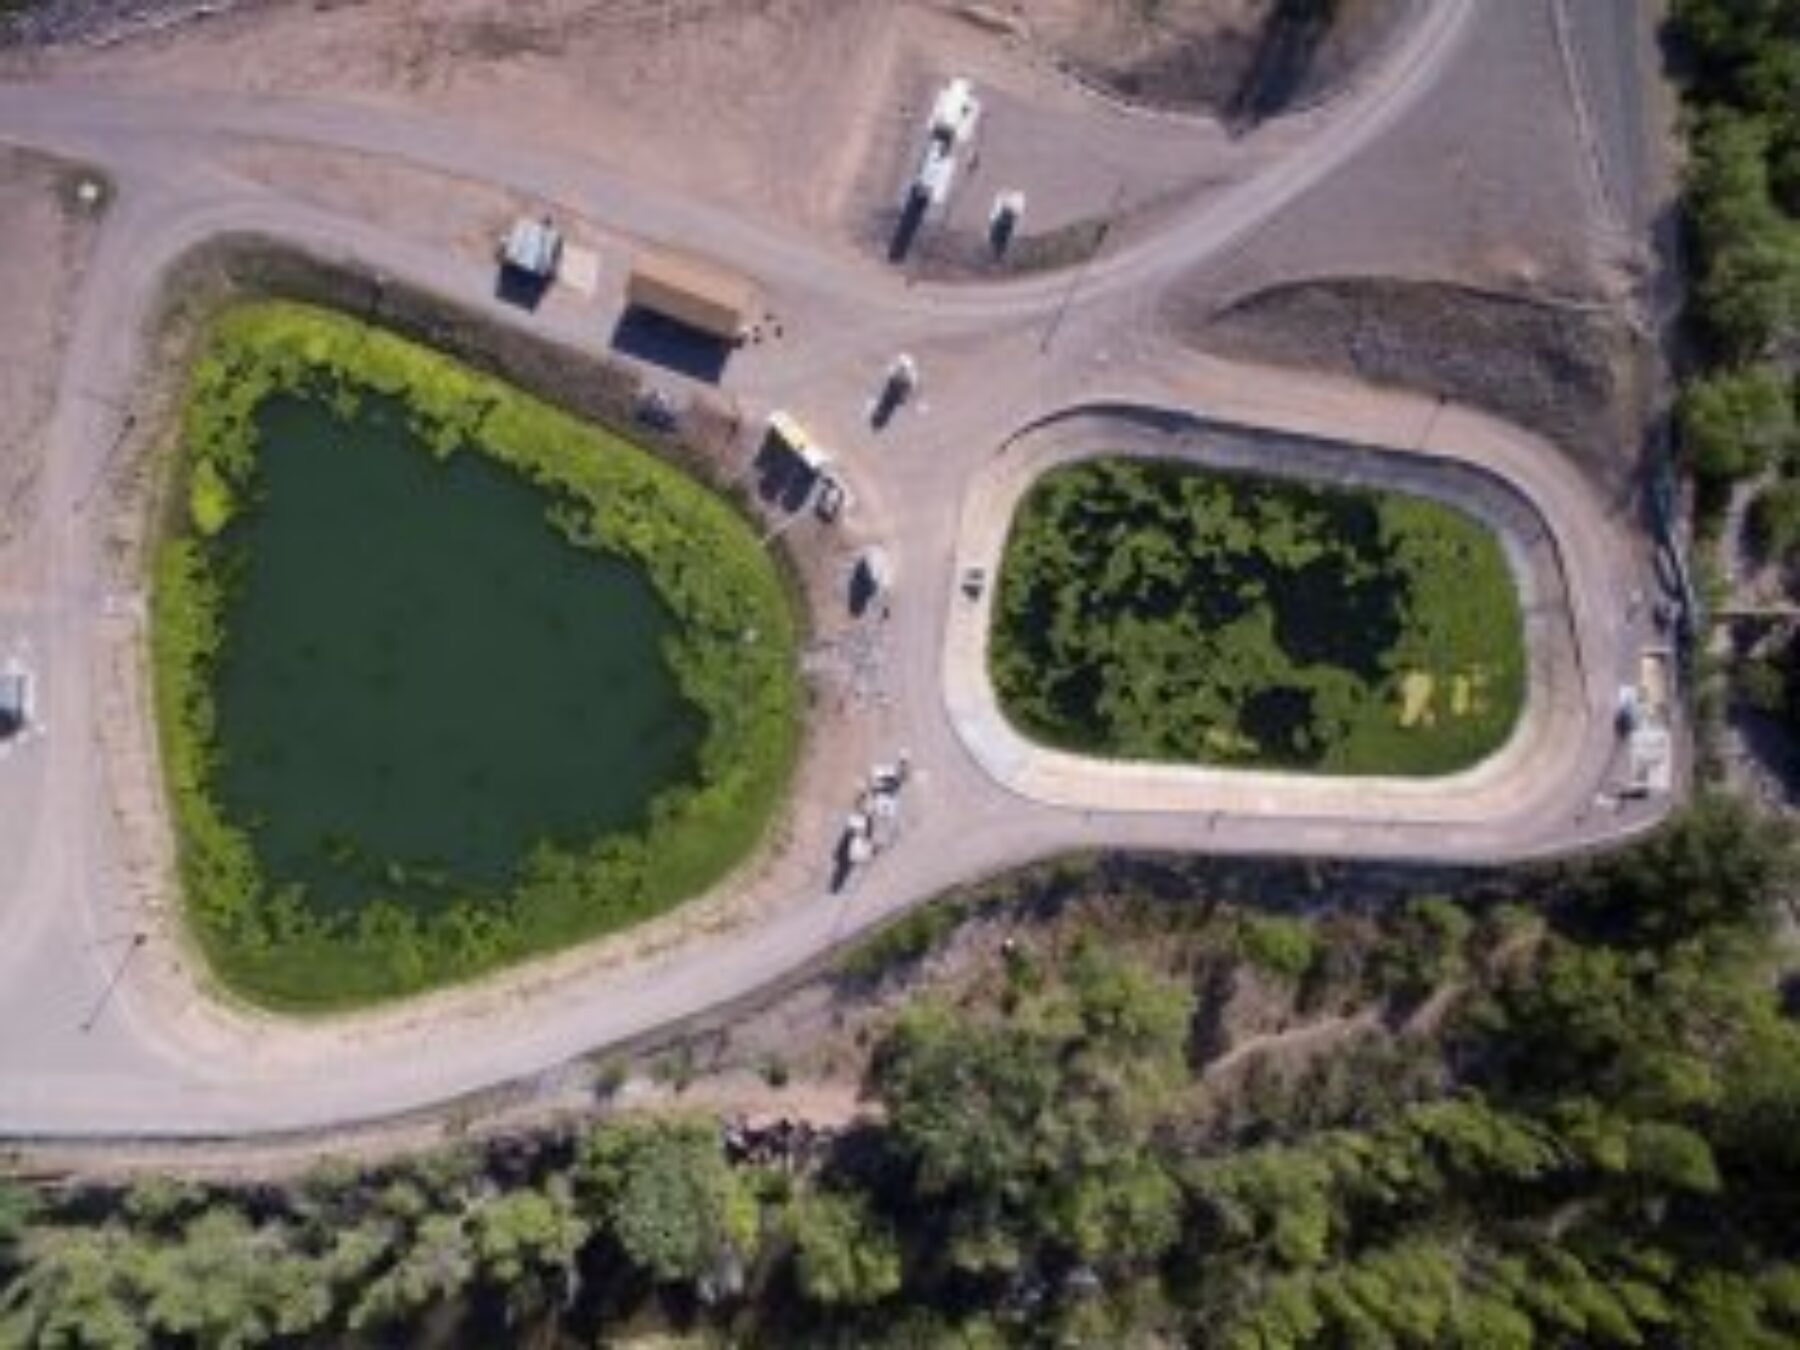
[153,303,800,1009]
[990,457,1525,776]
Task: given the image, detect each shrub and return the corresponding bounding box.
[1237,913,1320,984]
[1750,479,1800,562]
[1679,366,1797,484]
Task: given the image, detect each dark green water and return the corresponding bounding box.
[212,395,703,914]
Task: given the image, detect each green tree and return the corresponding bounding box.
[1750,479,1800,562]
[1574,792,1790,945]
[1237,913,1319,984]
[577,1118,757,1296]
[1685,112,1800,359]
[872,948,1191,1274]
[788,1188,903,1307]
[138,1207,330,1347]
[470,1180,590,1313]
[1678,365,1797,483]
[0,1181,39,1276]
[349,1211,474,1331]
[0,1226,148,1350]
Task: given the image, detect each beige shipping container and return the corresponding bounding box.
[626,249,761,343]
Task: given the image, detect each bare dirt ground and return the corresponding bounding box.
[1184,0,1619,298]
[0,148,102,574]
[1158,0,1646,492]
[851,6,1253,276]
[221,144,532,263]
[1011,0,1416,116]
[8,0,902,236]
[4,0,1415,273]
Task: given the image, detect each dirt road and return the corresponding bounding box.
[0,0,1677,1137]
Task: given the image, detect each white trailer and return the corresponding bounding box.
[911,137,957,207]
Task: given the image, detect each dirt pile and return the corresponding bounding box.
[1180,277,1637,492]
[1010,0,1415,117]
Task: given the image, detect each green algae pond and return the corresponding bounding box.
[153,303,799,1009]
[214,395,703,912]
[990,456,1525,775]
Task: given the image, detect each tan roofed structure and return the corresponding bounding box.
[626,248,761,343]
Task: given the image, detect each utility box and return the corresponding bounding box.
[627,248,761,344]
[498,216,563,280]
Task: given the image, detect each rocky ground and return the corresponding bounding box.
[1186,279,1635,496]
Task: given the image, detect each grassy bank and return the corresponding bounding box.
[151,301,800,1010]
[990,457,1524,775]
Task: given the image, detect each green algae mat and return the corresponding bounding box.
[990,457,1524,776]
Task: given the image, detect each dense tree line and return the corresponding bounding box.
[1669,1,1800,513]
[4,796,1799,1345]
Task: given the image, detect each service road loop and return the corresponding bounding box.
[945,403,1586,825]
[0,0,1677,1139]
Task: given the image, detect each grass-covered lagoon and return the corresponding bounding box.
[990,457,1524,776]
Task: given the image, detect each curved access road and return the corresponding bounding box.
[0,0,1676,1137]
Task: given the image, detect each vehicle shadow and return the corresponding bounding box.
[494,268,551,312]
[752,435,818,513]
[886,193,929,264]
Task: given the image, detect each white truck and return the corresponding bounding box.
[930,78,981,144]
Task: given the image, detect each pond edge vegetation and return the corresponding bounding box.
[150,300,802,1011]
